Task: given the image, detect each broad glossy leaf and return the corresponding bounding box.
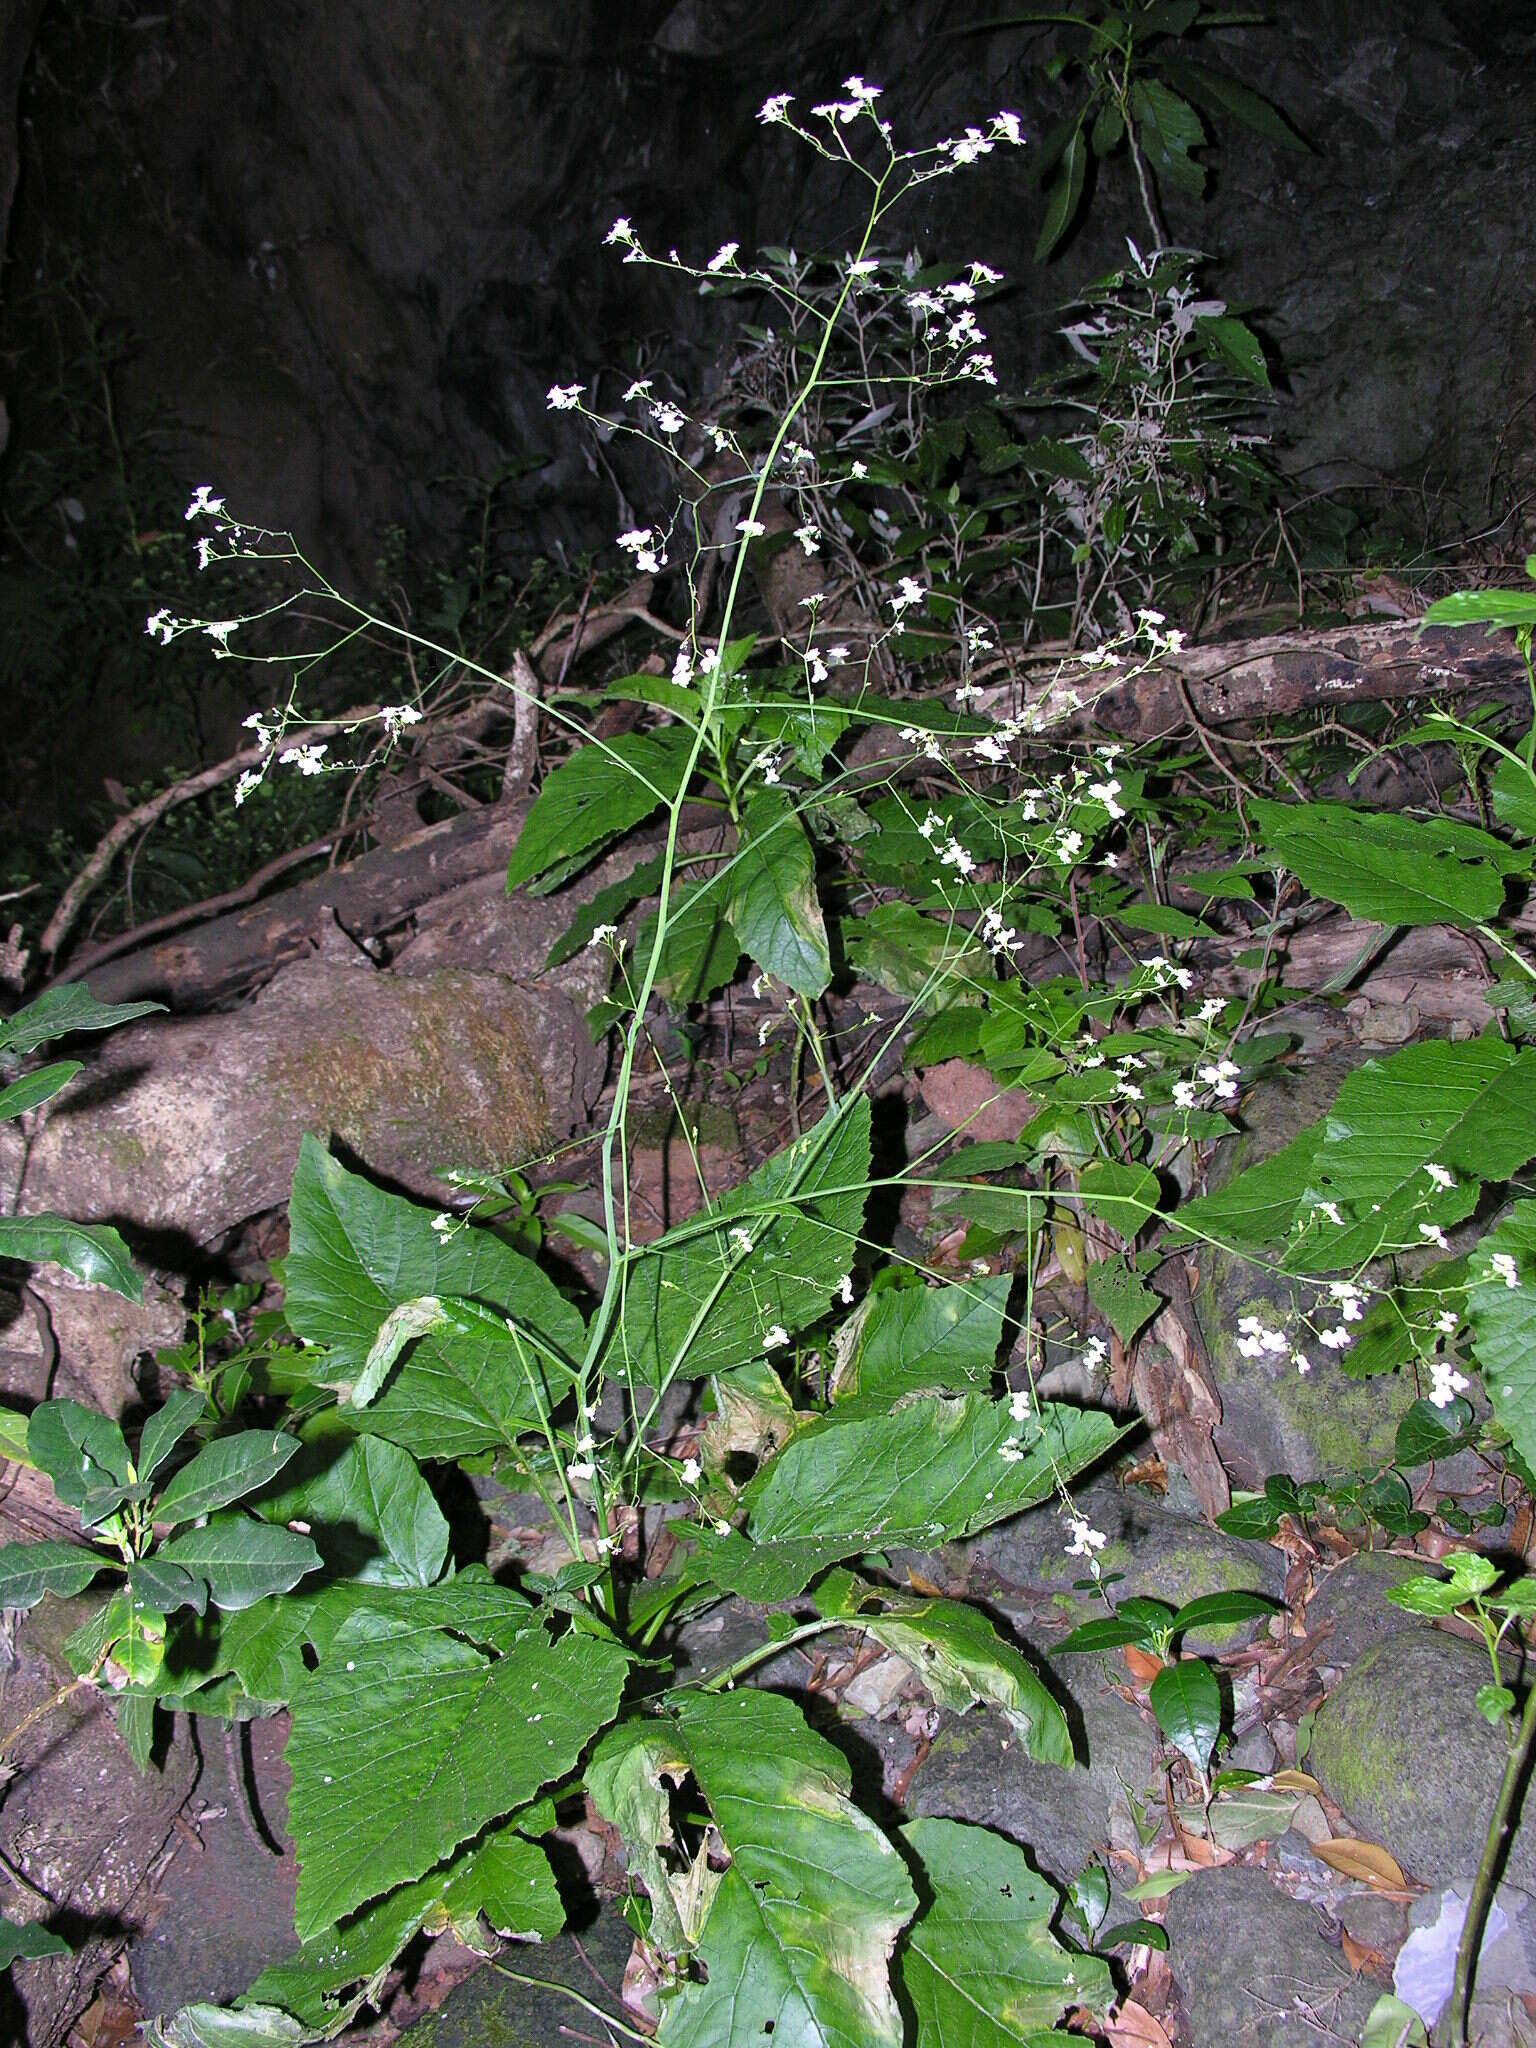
[1252,799,1523,927]
[158,1515,321,1611]
[258,1436,449,1588]
[0,1060,81,1120]
[816,1577,1071,1766]
[1492,750,1536,839]
[1395,1396,1475,1468]
[726,791,831,998]
[1469,1202,1536,1479]
[0,1214,142,1300]
[1170,1591,1278,1638]
[155,1431,302,1526]
[1149,1658,1221,1777]
[138,1390,208,1483]
[0,983,162,1058]
[0,1916,71,1965]
[693,1396,1122,1600]
[28,1399,131,1511]
[0,1538,108,1609]
[606,1096,869,1383]
[851,1276,1012,1399]
[283,1138,584,1458]
[287,1603,629,1938]
[611,1690,915,2048]
[506,726,697,890]
[898,1818,1112,2043]
[128,1557,208,1615]
[1422,589,1536,630]
[1077,1161,1161,1231]
[1054,1615,1156,1655]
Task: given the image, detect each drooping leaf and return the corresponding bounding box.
[506,726,697,890]
[815,1574,1071,1766]
[0,983,163,1058]
[606,1096,870,1383]
[287,1603,630,1938]
[604,1690,915,2048]
[0,1539,108,1610]
[0,1214,142,1300]
[1422,589,1536,631]
[283,1138,584,1458]
[158,1515,321,1611]
[1149,1658,1221,1777]
[1130,77,1207,196]
[1195,312,1269,388]
[1469,1202,1536,1480]
[726,790,831,998]
[0,1060,82,1121]
[693,1396,1122,1600]
[350,1297,447,1411]
[898,1818,1112,2044]
[1177,60,1309,150]
[1252,799,1524,927]
[116,1690,157,1773]
[257,1436,449,1588]
[851,1276,1012,1400]
[155,1431,302,1527]
[141,2004,311,2047]
[545,852,667,967]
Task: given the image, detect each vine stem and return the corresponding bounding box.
[694,1619,838,1694]
[1438,1678,1536,2047]
[486,1959,652,2043]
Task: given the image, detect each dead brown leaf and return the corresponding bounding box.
[1341,1927,1392,1978]
[1312,1837,1410,1890]
[1104,1998,1177,2046]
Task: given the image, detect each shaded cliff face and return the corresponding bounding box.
[4,0,1532,584]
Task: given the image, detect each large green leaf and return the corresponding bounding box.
[0,1215,142,1300]
[843,903,967,1006]
[28,1399,132,1512]
[155,1431,302,1526]
[286,1602,630,1938]
[1149,1658,1222,1778]
[725,791,831,998]
[850,1276,1012,1400]
[898,1818,1112,2044]
[815,1573,1071,1766]
[157,1515,321,1611]
[633,874,742,1006]
[1130,77,1207,196]
[138,1390,209,1483]
[1177,60,1309,150]
[0,1538,109,1610]
[506,726,697,890]
[605,1096,870,1383]
[1252,799,1524,927]
[693,1396,1121,1601]
[0,1060,82,1121]
[1469,1203,1536,1479]
[257,1436,449,1588]
[0,1915,72,1966]
[1035,125,1087,260]
[600,1690,915,2048]
[0,983,162,1058]
[283,1138,584,1458]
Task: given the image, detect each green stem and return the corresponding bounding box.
[486,1960,652,2044]
[1438,1679,1536,2048]
[694,1618,839,1694]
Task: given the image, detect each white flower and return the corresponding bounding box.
[843,74,881,102]
[794,524,820,556]
[547,383,584,410]
[998,1440,1026,1463]
[1195,997,1226,1023]
[203,619,239,647]
[1424,1163,1456,1191]
[939,836,975,877]
[378,704,423,736]
[233,769,263,807]
[1294,1350,1312,1376]
[1172,1080,1197,1110]
[145,608,177,644]
[681,1457,701,1486]
[431,1212,454,1236]
[1136,608,1166,628]
[1435,1309,1460,1335]
[279,742,328,776]
[586,924,619,949]
[1008,1387,1032,1423]
[890,576,926,612]
[837,1274,854,1305]
[763,1324,789,1351]
[971,261,1004,285]
[1116,1080,1143,1102]
[1429,1359,1470,1409]
[1318,1325,1352,1350]
[736,518,766,539]
[566,1460,595,1484]
[1088,777,1125,819]
[973,734,1009,765]
[623,377,653,401]
[1314,1200,1345,1227]
[652,401,686,435]
[707,241,740,272]
[729,1227,754,1254]
[1198,1058,1241,1101]
[847,257,881,278]
[1419,1223,1450,1251]
[672,647,695,688]
[604,218,637,247]
[1054,830,1083,865]
[1064,1516,1107,1558]
[758,93,793,124]
[184,485,226,521]
[991,110,1024,146]
[849,460,868,480]
[1488,1252,1520,1289]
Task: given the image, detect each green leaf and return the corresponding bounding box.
[1149,1658,1221,1777]
[138,1390,209,1483]
[898,1818,1112,2043]
[606,1096,870,1383]
[1477,1683,1515,1726]
[1470,1204,1536,1479]
[1395,1397,1475,1468]
[351,1297,447,1411]
[1360,1993,1430,2047]
[0,1539,108,1610]
[693,1396,1122,1600]
[141,2005,311,2047]
[545,853,667,967]
[1113,902,1219,938]
[851,1276,1012,1400]
[1087,1259,1160,1345]
[817,1579,1071,1766]
[1422,589,1536,630]
[0,1060,82,1120]
[1251,798,1523,927]
[258,1436,449,1588]
[0,1214,142,1300]
[1035,125,1088,260]
[128,1556,207,1616]
[155,1431,302,1526]
[844,903,967,1006]
[1169,1591,1278,1638]
[1054,1615,1155,1655]
[1492,750,1536,839]
[0,1916,71,1966]
[1176,60,1309,149]
[613,1690,915,2047]
[506,727,697,889]
[158,1515,321,1611]
[1130,78,1207,196]
[287,1602,630,1938]
[0,983,163,1058]
[283,1138,584,1458]
[633,875,741,1005]
[726,791,831,998]
[1077,1160,1161,1232]
[116,1690,157,1773]
[28,1399,132,1511]
[1196,313,1269,388]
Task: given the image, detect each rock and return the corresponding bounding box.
[1396,1885,1536,2044]
[1162,1864,1376,2048]
[394,1907,637,2046]
[976,1470,1286,1649]
[1310,1628,1534,1888]
[908,1654,1162,1885]
[1303,1551,1428,1669]
[1194,1050,1406,1485]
